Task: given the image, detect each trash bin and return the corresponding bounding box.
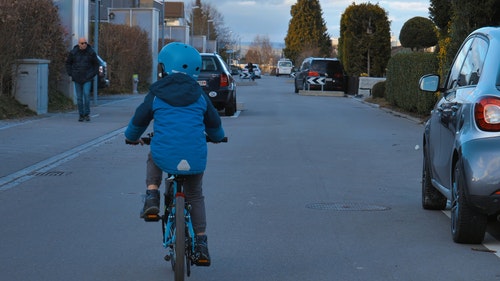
[12,59,51,115]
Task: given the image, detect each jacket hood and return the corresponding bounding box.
[150,73,203,107]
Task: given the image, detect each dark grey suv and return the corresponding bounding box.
[197,53,237,116]
[294,57,347,93]
[419,27,500,244]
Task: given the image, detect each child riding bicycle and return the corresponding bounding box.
[125,42,225,266]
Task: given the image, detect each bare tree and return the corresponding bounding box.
[246,35,274,65]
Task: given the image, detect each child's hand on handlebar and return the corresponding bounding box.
[125,138,145,145]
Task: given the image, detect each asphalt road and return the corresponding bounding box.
[1,75,500,281]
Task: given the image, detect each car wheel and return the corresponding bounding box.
[422,150,447,210]
[224,95,236,116]
[451,159,487,244]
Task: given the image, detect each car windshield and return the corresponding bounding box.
[279,61,292,67]
[311,60,342,75]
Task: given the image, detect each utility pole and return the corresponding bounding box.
[93,0,100,104]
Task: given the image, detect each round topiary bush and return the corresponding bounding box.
[372,81,386,98]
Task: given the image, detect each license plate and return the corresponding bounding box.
[197,80,207,86]
[325,78,333,82]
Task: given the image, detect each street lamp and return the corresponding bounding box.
[207,19,213,40]
[161,0,165,47]
[366,17,373,77]
[93,0,101,104]
[207,19,213,52]
[191,6,200,45]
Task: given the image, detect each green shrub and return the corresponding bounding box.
[0,0,68,98]
[91,23,152,94]
[386,52,439,116]
[371,81,385,98]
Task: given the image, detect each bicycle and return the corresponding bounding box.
[129,133,227,281]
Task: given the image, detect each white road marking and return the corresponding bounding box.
[443,210,500,258]
[0,127,125,191]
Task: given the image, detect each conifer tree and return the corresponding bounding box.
[429,0,451,37]
[446,0,500,67]
[338,3,391,77]
[283,0,332,65]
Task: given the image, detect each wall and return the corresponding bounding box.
[358,77,386,97]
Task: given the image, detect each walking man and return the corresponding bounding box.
[65,37,99,122]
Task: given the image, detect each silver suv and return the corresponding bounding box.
[419,27,500,244]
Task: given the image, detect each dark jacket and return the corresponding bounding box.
[125,73,225,175]
[65,44,99,84]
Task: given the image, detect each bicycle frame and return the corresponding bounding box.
[128,134,227,279]
[162,175,196,279]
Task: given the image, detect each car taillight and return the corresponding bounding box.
[220,73,229,87]
[475,97,500,131]
[333,73,343,78]
[308,71,320,77]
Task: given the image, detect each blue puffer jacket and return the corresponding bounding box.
[125,73,225,175]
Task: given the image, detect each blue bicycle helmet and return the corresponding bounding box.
[158,42,201,79]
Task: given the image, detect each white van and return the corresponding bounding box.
[276,59,293,76]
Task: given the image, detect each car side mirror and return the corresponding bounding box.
[419,74,440,92]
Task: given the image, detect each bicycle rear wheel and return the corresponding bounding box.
[174,195,185,281]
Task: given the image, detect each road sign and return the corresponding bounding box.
[307,76,325,85]
[240,72,251,79]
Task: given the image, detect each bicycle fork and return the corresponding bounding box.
[162,193,196,262]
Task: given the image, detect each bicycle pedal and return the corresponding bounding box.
[194,259,211,266]
[143,214,160,222]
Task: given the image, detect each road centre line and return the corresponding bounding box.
[0,127,126,191]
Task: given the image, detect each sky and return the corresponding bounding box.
[184,0,431,44]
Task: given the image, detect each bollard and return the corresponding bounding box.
[132,74,139,94]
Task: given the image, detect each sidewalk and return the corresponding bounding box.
[0,94,145,185]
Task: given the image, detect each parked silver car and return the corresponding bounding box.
[419,26,500,244]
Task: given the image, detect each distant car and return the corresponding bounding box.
[197,53,237,116]
[96,55,109,88]
[276,59,293,76]
[230,65,241,76]
[419,26,500,244]
[241,64,261,79]
[294,57,347,93]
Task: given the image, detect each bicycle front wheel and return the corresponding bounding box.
[174,196,185,281]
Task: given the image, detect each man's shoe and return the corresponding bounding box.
[140,189,160,221]
[84,115,90,122]
[194,235,211,266]
[78,115,84,122]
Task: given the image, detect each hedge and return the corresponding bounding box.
[385,52,439,116]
